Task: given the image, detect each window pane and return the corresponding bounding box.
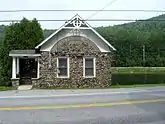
[58,58,68,77]
[59,68,67,76]
[85,68,93,76]
[85,58,93,68]
[59,58,67,67]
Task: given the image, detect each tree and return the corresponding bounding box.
[96,14,165,67]
[0,18,44,86]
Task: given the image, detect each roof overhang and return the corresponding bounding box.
[9,54,41,57]
[9,50,41,57]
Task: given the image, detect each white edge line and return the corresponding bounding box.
[0,89,164,99]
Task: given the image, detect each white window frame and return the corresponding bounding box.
[83,57,96,78]
[57,57,70,78]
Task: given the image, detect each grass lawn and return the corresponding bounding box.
[0,86,16,91]
[111,67,165,74]
[111,83,165,88]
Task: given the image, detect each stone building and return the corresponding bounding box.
[9,14,116,88]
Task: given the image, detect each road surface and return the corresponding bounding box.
[0,87,165,124]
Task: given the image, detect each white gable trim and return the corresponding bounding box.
[76,16,116,51]
[35,14,81,49]
[89,27,116,51]
[35,14,116,51]
[35,24,65,49]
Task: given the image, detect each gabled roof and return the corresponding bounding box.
[35,14,116,51]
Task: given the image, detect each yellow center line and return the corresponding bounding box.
[0,99,165,111]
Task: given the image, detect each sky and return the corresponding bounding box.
[0,0,165,29]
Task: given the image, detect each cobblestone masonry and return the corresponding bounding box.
[11,79,19,87]
[33,36,112,88]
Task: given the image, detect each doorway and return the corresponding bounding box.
[19,58,38,85]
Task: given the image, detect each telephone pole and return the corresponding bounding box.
[143,45,145,66]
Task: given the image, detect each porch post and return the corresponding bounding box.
[12,57,16,79]
[37,58,40,78]
[16,57,19,74]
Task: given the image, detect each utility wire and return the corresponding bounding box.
[0,9,164,12]
[0,19,165,22]
[87,0,119,19]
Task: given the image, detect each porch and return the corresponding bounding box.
[9,50,40,87]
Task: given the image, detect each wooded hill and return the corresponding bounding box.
[0,14,165,67]
[96,14,165,67]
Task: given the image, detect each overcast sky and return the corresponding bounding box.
[0,0,165,29]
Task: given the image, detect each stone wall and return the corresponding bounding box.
[33,36,112,88]
[11,79,19,87]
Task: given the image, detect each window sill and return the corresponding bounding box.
[83,76,96,79]
[32,78,40,80]
[57,76,69,79]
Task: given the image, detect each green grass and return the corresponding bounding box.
[112,67,165,74]
[111,83,165,88]
[0,86,16,91]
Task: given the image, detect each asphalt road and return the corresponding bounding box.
[0,87,165,124]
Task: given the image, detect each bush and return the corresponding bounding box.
[111,73,165,85]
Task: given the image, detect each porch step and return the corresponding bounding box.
[17,85,32,90]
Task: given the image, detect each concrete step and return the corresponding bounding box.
[17,85,32,90]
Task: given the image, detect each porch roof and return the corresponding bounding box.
[9,50,41,57]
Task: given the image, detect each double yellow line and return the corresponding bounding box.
[0,98,165,111]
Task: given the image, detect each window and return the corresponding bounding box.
[57,57,69,78]
[83,58,96,78]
